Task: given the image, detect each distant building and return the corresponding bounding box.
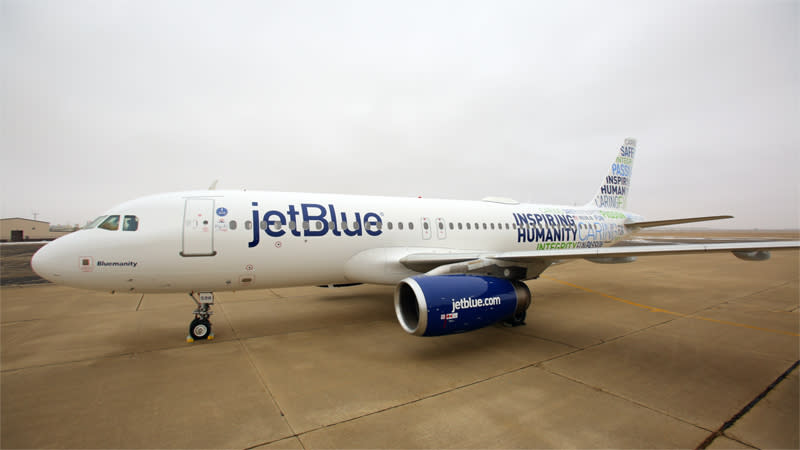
[0,218,75,242]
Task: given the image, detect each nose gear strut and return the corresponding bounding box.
[187,292,215,342]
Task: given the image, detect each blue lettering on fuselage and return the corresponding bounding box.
[248,203,382,248]
[512,212,625,247]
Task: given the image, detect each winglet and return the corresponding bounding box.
[208,180,218,190]
[587,138,636,210]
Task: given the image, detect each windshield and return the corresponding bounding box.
[85,216,108,229]
[98,215,120,231]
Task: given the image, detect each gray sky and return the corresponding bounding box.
[1,0,798,229]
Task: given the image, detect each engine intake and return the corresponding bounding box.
[394,275,531,337]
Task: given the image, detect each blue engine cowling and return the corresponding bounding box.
[394,275,531,337]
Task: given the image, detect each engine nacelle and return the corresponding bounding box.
[733,250,771,261]
[394,275,531,337]
[586,257,637,264]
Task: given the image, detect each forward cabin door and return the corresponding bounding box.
[181,198,217,256]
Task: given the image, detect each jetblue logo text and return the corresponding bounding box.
[249,203,382,248]
[451,296,502,313]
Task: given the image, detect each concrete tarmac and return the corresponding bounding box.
[1,247,798,448]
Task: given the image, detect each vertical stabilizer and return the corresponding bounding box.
[587,138,636,210]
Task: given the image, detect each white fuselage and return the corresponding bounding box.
[31,190,638,293]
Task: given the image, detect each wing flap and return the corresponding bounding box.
[399,253,484,272]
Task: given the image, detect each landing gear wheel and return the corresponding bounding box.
[186,292,215,342]
[505,310,527,327]
[189,318,212,340]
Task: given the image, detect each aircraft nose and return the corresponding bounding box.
[31,242,62,282]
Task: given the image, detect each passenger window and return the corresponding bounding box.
[398,222,404,230]
[458,223,463,230]
[342,221,348,230]
[449,223,454,230]
[439,222,444,230]
[483,223,487,230]
[98,215,120,231]
[423,222,429,230]
[229,220,237,230]
[474,223,479,230]
[289,221,296,230]
[466,223,471,230]
[490,223,495,230]
[245,221,252,230]
[123,215,139,231]
[408,222,414,230]
[260,221,268,230]
[353,221,360,230]
[316,222,323,230]
[302,221,309,230]
[388,222,393,230]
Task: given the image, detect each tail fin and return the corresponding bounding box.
[587,138,636,210]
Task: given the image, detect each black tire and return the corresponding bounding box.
[189,318,212,340]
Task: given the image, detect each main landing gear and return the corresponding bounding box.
[187,292,215,342]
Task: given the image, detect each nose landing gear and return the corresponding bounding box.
[187,292,215,342]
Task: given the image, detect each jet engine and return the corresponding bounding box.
[394,275,531,337]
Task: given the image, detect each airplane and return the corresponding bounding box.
[31,138,800,341]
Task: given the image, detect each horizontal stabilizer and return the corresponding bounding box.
[626,215,733,229]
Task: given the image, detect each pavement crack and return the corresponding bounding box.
[540,365,715,435]
[684,280,792,318]
[217,300,302,444]
[135,294,144,311]
[695,359,800,450]
[267,353,590,444]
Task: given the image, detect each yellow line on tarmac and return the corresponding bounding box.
[541,276,800,338]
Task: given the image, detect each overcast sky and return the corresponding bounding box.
[1,0,797,229]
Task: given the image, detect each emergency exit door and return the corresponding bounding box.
[181,198,216,256]
[421,217,432,240]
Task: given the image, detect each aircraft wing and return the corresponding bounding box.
[491,241,800,262]
[399,240,800,279]
[625,215,733,228]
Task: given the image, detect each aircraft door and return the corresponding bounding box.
[421,217,432,240]
[182,198,217,256]
[435,218,447,239]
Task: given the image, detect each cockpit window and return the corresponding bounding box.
[123,215,139,231]
[85,216,107,229]
[98,215,120,231]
